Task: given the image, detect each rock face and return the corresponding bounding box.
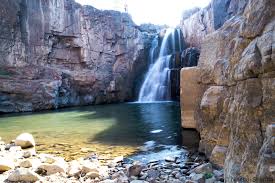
[180,0,274,181]
[180,67,205,129]
[180,0,248,47]
[0,0,151,113]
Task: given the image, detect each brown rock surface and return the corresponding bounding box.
[0,0,152,113]
[181,0,275,181]
[180,67,205,129]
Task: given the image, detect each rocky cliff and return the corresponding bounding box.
[180,0,247,48]
[181,0,274,182]
[0,0,151,113]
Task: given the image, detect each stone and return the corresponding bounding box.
[205,176,216,183]
[37,163,66,175]
[19,159,33,168]
[81,161,99,174]
[130,180,149,183]
[67,160,81,177]
[9,146,22,152]
[15,133,35,148]
[8,168,40,182]
[113,156,124,163]
[165,156,176,162]
[213,170,223,178]
[190,173,205,183]
[210,145,227,168]
[0,157,14,172]
[86,171,100,179]
[128,164,143,176]
[192,163,213,174]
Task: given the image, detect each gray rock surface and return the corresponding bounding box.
[180,0,248,48]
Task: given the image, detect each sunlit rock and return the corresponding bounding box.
[8,168,40,182]
[15,133,35,149]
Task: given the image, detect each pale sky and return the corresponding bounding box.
[75,0,211,26]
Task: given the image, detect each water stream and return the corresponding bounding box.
[138,28,183,102]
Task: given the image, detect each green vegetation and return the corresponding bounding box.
[204,173,213,179]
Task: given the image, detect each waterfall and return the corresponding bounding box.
[138,28,178,102]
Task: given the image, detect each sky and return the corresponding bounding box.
[75,0,211,27]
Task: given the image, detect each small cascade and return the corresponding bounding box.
[149,36,159,66]
[138,28,183,102]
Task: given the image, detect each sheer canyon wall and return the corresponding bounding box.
[0,0,152,112]
[180,0,274,182]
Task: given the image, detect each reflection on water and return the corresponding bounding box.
[0,102,182,160]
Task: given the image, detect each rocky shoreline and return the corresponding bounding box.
[0,133,224,183]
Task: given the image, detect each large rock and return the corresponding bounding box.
[8,168,40,182]
[179,0,274,182]
[180,0,248,47]
[0,0,151,113]
[180,67,205,129]
[15,133,35,148]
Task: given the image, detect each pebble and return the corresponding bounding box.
[0,134,222,183]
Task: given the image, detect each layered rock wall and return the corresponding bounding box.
[181,0,274,181]
[0,0,151,112]
[180,0,247,48]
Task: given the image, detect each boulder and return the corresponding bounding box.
[0,157,14,172]
[15,133,35,148]
[8,168,40,182]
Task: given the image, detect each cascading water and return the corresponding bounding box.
[138,28,183,102]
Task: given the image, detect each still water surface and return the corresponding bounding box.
[0,102,182,160]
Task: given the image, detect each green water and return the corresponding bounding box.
[0,102,182,160]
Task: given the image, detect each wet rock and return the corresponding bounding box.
[128,164,143,176]
[0,157,14,172]
[15,133,35,149]
[165,156,176,162]
[130,180,149,183]
[113,156,124,163]
[8,168,40,182]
